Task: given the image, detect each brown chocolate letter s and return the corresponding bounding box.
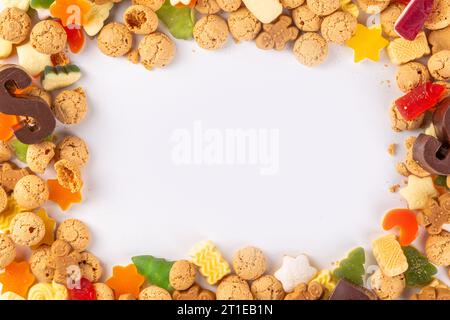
[0,65,55,144]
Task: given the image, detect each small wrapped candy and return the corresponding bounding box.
[394,0,434,40]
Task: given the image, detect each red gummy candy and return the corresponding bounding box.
[64,25,85,54]
[394,0,434,40]
[395,82,446,121]
[68,278,97,300]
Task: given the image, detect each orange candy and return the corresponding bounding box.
[48,179,82,211]
[382,209,419,246]
[106,264,145,299]
[50,0,93,26]
[0,261,36,298]
[0,113,18,141]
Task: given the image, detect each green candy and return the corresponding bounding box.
[132,255,174,291]
[402,246,437,287]
[10,139,29,163]
[435,175,448,189]
[30,0,55,9]
[156,0,195,40]
[333,247,366,286]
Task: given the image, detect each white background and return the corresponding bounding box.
[3,3,449,291]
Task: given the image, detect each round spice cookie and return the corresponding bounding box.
[26,141,56,174]
[30,245,54,283]
[216,0,242,12]
[119,293,136,300]
[293,32,328,67]
[370,269,405,300]
[139,286,172,300]
[123,5,158,35]
[169,260,197,291]
[306,0,340,16]
[195,0,221,14]
[94,283,115,300]
[97,22,133,57]
[425,231,450,266]
[9,212,45,247]
[227,8,261,42]
[0,186,7,213]
[429,26,450,54]
[428,50,450,81]
[356,0,390,14]
[132,0,165,11]
[52,87,88,125]
[30,20,67,55]
[292,4,322,32]
[396,62,430,93]
[381,3,406,38]
[194,15,229,50]
[0,8,31,44]
[79,251,103,283]
[251,275,285,300]
[281,0,305,9]
[321,11,357,44]
[216,275,253,300]
[22,86,52,106]
[390,103,425,132]
[56,136,89,168]
[0,233,16,269]
[56,219,91,251]
[13,175,49,210]
[50,239,72,258]
[54,159,83,193]
[425,0,450,30]
[232,246,267,281]
[0,141,12,163]
[193,15,229,50]
[138,32,176,70]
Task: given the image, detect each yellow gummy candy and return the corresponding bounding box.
[0,197,25,232]
[189,241,231,285]
[310,270,336,297]
[340,0,359,17]
[346,24,389,63]
[27,282,68,300]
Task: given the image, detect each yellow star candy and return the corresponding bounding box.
[340,0,359,17]
[34,209,56,247]
[0,197,25,232]
[346,24,389,62]
[399,175,438,210]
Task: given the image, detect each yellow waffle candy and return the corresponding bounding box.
[27,282,68,300]
[340,0,359,17]
[387,32,430,65]
[189,241,231,285]
[310,269,336,294]
[372,234,408,277]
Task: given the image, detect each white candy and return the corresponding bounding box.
[242,0,282,23]
[170,0,192,5]
[17,42,52,76]
[36,9,51,20]
[0,38,12,59]
[274,255,317,292]
[1,0,30,11]
[83,2,114,37]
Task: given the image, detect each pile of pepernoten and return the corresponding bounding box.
[0,0,450,300]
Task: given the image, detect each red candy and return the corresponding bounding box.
[394,0,434,40]
[395,82,446,121]
[382,209,418,246]
[68,278,97,300]
[64,25,85,54]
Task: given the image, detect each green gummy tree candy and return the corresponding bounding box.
[30,0,55,9]
[156,0,195,40]
[10,139,28,163]
[402,246,437,287]
[333,247,366,286]
[132,255,174,291]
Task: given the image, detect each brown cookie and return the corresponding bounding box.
[0,8,31,44]
[396,62,430,93]
[172,284,216,300]
[94,283,115,300]
[216,275,253,300]
[256,15,299,50]
[321,11,357,44]
[251,275,285,300]
[292,4,322,32]
[56,136,89,168]
[123,5,158,35]
[169,260,197,291]
[97,22,133,57]
[306,0,340,16]
[428,50,450,81]
[425,231,450,266]
[0,233,16,269]
[139,286,172,300]
[13,175,49,210]
[52,87,88,125]
[293,32,328,67]
[56,219,90,251]
[228,7,261,42]
[194,15,229,50]
[26,141,56,174]
[54,159,83,193]
[138,32,176,70]
[217,0,242,12]
[30,20,67,55]
[232,246,267,281]
[10,212,45,247]
[0,141,12,163]
[79,251,103,283]
[30,245,54,283]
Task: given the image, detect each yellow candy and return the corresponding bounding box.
[340,0,359,17]
[0,38,13,59]
[189,241,231,285]
[387,32,430,65]
[34,209,56,247]
[399,175,438,210]
[372,234,408,277]
[346,24,389,62]
[0,197,24,232]
[83,2,114,37]
[27,282,68,300]
[310,270,336,297]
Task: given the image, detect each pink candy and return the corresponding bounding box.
[394,0,434,40]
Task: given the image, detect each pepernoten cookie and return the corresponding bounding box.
[321,11,357,44]
[356,0,390,14]
[194,15,229,50]
[13,175,49,210]
[217,0,242,12]
[97,22,133,57]
[56,136,89,168]
[56,219,91,252]
[251,275,285,300]
[52,88,88,125]
[30,20,67,55]
[227,7,261,42]
[138,32,176,70]
[0,8,31,44]
[293,32,328,67]
[380,3,406,38]
[9,212,46,247]
[428,50,450,81]
[396,62,430,93]
[0,233,15,269]
[425,0,450,30]
[232,246,267,281]
[139,285,172,300]
[306,0,339,16]
[123,5,159,35]
[429,26,450,54]
[26,141,56,174]
[292,4,322,32]
[216,275,254,300]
